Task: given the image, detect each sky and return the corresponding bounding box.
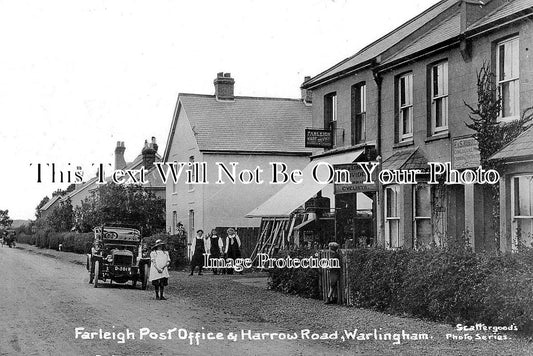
[0,0,440,220]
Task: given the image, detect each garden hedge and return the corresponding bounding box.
[18,231,94,254]
[269,246,533,335]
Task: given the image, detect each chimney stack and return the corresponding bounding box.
[114,141,126,170]
[301,76,312,104]
[214,72,235,101]
[142,137,158,170]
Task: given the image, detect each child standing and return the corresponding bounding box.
[224,228,242,275]
[149,239,171,300]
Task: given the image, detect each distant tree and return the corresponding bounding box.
[47,198,74,232]
[74,183,165,236]
[35,196,50,219]
[52,183,76,198]
[0,209,13,229]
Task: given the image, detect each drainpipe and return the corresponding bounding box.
[373,70,384,247]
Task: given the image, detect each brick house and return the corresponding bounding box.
[301,0,533,251]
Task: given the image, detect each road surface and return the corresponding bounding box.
[0,246,334,356]
[1,245,532,356]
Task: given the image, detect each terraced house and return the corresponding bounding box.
[300,0,533,252]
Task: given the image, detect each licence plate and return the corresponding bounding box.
[115,266,131,272]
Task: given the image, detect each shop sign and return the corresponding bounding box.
[333,163,377,194]
[305,129,333,148]
[452,136,481,170]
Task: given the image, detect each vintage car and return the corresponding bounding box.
[86,225,151,289]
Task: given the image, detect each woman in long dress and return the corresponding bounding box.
[189,230,206,276]
[149,239,171,300]
[224,228,241,275]
[208,229,224,275]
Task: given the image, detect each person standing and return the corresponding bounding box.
[89,239,103,284]
[207,229,224,275]
[189,230,206,276]
[325,242,341,305]
[149,239,171,300]
[224,228,242,275]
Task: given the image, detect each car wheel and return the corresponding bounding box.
[141,264,149,290]
[94,261,100,288]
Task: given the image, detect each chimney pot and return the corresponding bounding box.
[114,141,127,170]
[214,72,235,101]
[142,138,158,169]
[301,76,312,104]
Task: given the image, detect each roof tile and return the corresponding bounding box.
[179,94,312,153]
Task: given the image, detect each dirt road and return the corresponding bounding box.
[0,246,334,356]
[1,245,532,356]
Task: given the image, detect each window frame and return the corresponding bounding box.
[172,211,177,234]
[397,72,413,142]
[510,174,533,251]
[430,61,449,134]
[188,155,195,192]
[352,82,367,145]
[496,36,520,122]
[324,92,338,147]
[413,183,433,248]
[385,185,401,249]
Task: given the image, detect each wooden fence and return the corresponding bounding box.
[318,249,353,306]
[216,226,260,258]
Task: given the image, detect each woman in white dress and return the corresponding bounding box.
[149,239,171,300]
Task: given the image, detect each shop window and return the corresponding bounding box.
[511,175,533,250]
[496,36,520,121]
[397,73,413,142]
[430,61,448,134]
[324,92,338,147]
[414,184,432,248]
[352,82,366,144]
[385,185,401,248]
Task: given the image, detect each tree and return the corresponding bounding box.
[465,62,533,168]
[35,196,50,219]
[47,198,74,232]
[52,183,76,198]
[74,183,165,236]
[465,62,533,249]
[0,209,13,229]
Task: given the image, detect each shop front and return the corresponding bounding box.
[246,147,374,255]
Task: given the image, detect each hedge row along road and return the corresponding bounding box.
[1,245,532,356]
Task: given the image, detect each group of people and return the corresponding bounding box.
[189,227,242,275]
[147,227,242,300]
